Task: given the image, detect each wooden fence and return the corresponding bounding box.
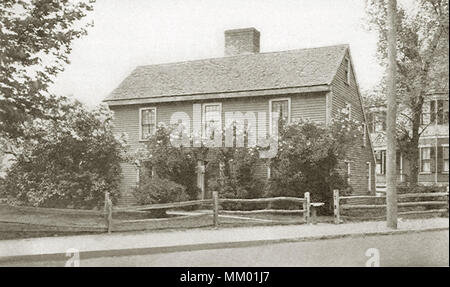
[1,192,317,235]
[333,189,449,223]
[213,192,313,227]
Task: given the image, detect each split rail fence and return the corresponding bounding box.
[1,192,318,234]
[333,188,449,223]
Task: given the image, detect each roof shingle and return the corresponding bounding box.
[105,44,348,102]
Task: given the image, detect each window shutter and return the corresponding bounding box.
[437,146,443,173]
[430,147,436,173]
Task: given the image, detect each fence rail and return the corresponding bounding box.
[2,192,318,235]
[114,199,212,212]
[334,189,449,223]
[219,197,306,204]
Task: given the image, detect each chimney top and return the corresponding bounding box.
[224,27,260,56]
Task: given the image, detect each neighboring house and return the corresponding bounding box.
[104,28,376,206]
[367,92,449,189]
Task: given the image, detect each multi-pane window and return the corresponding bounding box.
[270,99,290,134]
[437,99,449,124]
[375,150,386,175]
[422,99,449,125]
[367,111,386,133]
[443,147,449,173]
[203,104,221,139]
[420,147,432,173]
[140,108,156,140]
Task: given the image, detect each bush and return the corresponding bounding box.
[397,184,448,194]
[132,124,200,201]
[265,116,360,213]
[3,98,126,209]
[206,147,265,210]
[133,176,189,217]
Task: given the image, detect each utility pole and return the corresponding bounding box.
[386,0,398,229]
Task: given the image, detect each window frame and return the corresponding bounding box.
[139,107,157,141]
[202,102,222,140]
[375,149,386,175]
[419,146,433,174]
[269,97,291,135]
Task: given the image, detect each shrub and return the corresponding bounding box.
[132,124,200,201]
[133,176,189,217]
[397,184,448,194]
[265,116,360,213]
[3,98,126,209]
[206,147,265,210]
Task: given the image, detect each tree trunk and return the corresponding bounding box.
[408,101,422,186]
[386,0,398,229]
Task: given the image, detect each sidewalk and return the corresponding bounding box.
[0,217,448,262]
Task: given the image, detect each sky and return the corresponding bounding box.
[49,0,385,106]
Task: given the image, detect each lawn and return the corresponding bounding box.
[0,204,316,240]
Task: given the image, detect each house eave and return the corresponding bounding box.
[104,85,330,106]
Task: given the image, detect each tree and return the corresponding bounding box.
[0,0,94,140]
[365,0,449,185]
[3,97,127,209]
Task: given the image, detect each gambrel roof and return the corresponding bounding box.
[104,44,348,104]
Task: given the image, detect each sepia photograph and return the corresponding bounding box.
[0,0,448,271]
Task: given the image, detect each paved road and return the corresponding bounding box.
[3,230,448,267]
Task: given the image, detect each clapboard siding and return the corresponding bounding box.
[330,50,376,195]
[111,93,326,205]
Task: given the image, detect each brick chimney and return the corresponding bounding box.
[224,28,260,56]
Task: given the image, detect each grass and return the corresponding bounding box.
[0,204,315,240]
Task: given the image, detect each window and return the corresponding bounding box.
[344,57,350,85]
[421,102,431,125]
[443,147,449,173]
[269,98,290,134]
[422,99,449,125]
[203,103,222,140]
[140,108,156,140]
[367,111,386,133]
[437,99,449,124]
[375,150,386,175]
[420,147,432,173]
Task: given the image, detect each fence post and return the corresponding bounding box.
[304,192,310,224]
[213,191,219,228]
[104,192,113,234]
[333,189,340,224]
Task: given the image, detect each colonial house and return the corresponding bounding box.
[367,92,449,189]
[104,28,376,206]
